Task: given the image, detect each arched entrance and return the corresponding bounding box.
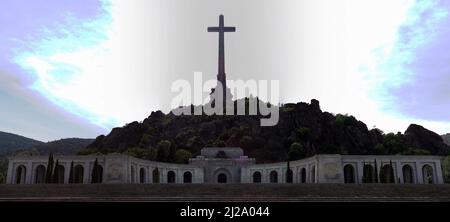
[152,168,160,183]
[286,169,293,183]
[380,164,395,183]
[54,165,65,184]
[344,164,355,183]
[16,165,26,184]
[140,168,146,183]
[34,165,46,184]
[91,165,103,183]
[402,165,414,184]
[74,165,84,183]
[167,171,176,183]
[362,164,374,183]
[300,168,306,183]
[213,169,232,184]
[217,173,227,183]
[253,171,262,183]
[183,171,192,183]
[422,165,434,184]
[269,170,278,183]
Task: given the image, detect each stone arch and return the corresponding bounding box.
[269,170,278,183]
[310,166,316,183]
[74,165,84,184]
[91,165,103,183]
[152,168,160,183]
[300,168,306,183]
[253,171,262,183]
[130,166,136,183]
[402,164,414,184]
[286,169,293,183]
[362,164,374,183]
[213,168,232,184]
[344,164,355,183]
[422,164,434,184]
[139,168,146,183]
[15,165,26,184]
[34,165,46,184]
[217,173,227,183]
[380,164,395,183]
[183,171,192,183]
[167,170,176,183]
[54,165,65,184]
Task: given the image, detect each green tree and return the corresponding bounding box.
[68,161,74,184]
[442,155,450,183]
[174,149,192,164]
[156,140,171,162]
[52,160,60,183]
[288,142,305,161]
[91,158,101,183]
[139,133,152,147]
[373,144,386,155]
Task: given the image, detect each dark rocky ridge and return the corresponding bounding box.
[442,134,450,146]
[83,99,450,163]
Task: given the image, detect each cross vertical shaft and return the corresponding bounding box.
[208,15,236,97]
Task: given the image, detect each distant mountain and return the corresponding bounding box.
[82,98,450,163]
[0,131,44,155]
[443,134,450,146]
[32,138,94,155]
[0,134,94,183]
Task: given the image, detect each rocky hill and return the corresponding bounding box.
[443,134,450,146]
[82,99,450,163]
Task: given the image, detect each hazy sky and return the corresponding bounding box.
[1,0,450,141]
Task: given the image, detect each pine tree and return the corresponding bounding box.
[53,160,60,183]
[45,153,54,183]
[68,161,74,184]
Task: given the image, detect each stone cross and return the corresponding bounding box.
[208,15,235,97]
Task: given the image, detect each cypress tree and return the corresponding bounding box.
[53,160,60,184]
[45,153,54,183]
[374,159,379,183]
[91,158,99,183]
[68,161,74,184]
[362,161,369,183]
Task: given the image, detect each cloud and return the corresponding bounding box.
[7,0,450,138]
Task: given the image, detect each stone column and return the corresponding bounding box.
[357,161,364,184]
[83,162,89,184]
[26,161,33,184]
[416,162,424,184]
[64,162,70,184]
[161,169,167,184]
[6,159,14,184]
[435,161,444,184]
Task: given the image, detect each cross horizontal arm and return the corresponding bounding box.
[223,27,236,32]
[207,27,220,32]
[207,27,236,32]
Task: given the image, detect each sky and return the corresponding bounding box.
[0,0,450,141]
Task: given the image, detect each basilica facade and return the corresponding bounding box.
[6,147,444,185]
